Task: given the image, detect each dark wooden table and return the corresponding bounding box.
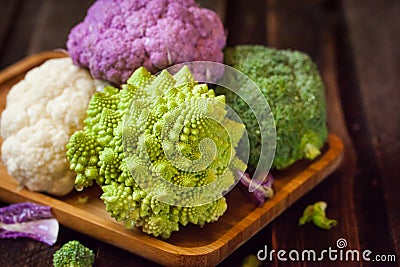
[0,0,399,266]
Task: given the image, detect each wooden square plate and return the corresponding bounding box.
[0,51,344,267]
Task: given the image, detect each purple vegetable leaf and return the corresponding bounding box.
[0,202,59,245]
[238,171,274,207]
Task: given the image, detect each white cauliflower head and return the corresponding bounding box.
[0,57,101,196]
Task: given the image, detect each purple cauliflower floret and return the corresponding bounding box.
[67,0,226,84]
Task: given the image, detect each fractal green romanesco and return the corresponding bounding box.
[66,66,246,238]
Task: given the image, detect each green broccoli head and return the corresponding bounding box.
[216,45,328,170]
[53,240,95,267]
[67,66,246,238]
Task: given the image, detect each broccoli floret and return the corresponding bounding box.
[299,201,337,230]
[53,240,95,267]
[216,45,328,170]
[67,66,246,238]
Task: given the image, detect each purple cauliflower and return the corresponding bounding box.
[67,0,226,84]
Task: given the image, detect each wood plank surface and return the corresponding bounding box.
[0,0,20,56]
[0,0,45,69]
[264,2,362,266]
[27,0,95,54]
[341,0,400,261]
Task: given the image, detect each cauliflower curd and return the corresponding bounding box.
[67,0,226,84]
[0,57,100,196]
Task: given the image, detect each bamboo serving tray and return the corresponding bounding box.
[0,51,344,267]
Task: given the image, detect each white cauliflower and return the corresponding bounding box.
[0,57,102,196]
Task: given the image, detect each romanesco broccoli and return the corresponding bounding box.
[67,66,246,238]
[53,240,95,267]
[216,45,328,170]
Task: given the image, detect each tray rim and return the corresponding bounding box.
[0,51,344,267]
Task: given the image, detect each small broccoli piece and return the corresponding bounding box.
[241,254,262,267]
[299,201,337,230]
[216,45,328,170]
[53,240,95,267]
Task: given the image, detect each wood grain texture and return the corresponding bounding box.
[263,1,363,266]
[27,0,95,54]
[198,0,227,23]
[0,0,19,56]
[225,0,267,45]
[0,52,343,267]
[341,0,400,260]
[0,0,44,69]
